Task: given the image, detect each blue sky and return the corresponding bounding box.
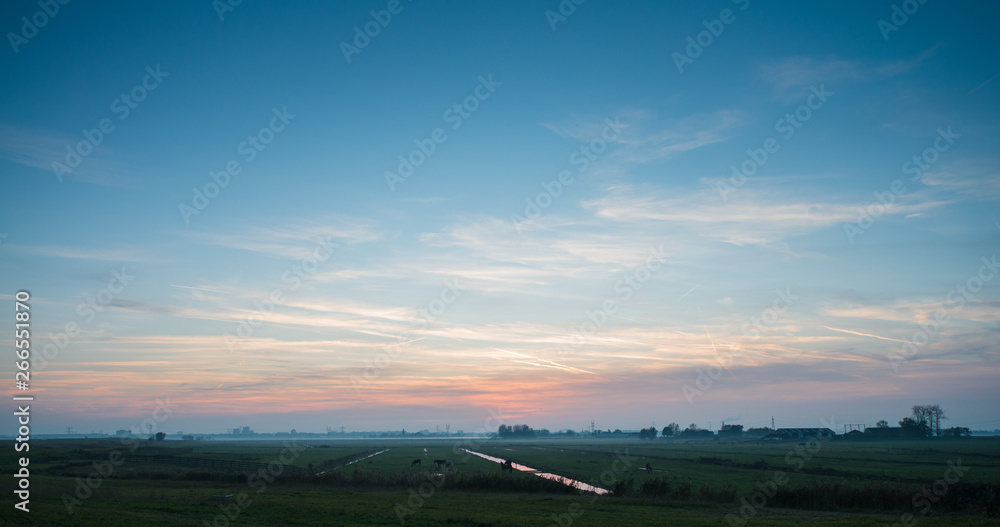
[1,0,999,435]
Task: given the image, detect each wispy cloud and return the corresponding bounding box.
[540,109,647,142]
[107,297,181,315]
[582,184,944,249]
[542,109,741,168]
[920,163,1000,200]
[609,110,743,165]
[0,123,139,186]
[192,216,379,258]
[6,244,154,262]
[759,46,939,102]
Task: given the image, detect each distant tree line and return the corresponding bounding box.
[497,424,536,438]
[877,404,951,438]
[493,403,967,441]
[719,424,743,438]
[678,424,713,439]
[942,427,971,437]
[662,423,680,437]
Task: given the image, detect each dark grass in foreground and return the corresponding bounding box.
[99,466,997,515]
[10,476,1000,527]
[4,438,999,526]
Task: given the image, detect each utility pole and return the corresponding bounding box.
[772,416,775,430]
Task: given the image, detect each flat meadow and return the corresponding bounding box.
[4,436,998,526]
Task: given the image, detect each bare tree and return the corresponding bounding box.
[926,404,946,437]
[911,404,946,436]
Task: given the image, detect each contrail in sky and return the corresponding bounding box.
[825,326,909,343]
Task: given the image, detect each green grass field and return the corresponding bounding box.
[4,437,999,526]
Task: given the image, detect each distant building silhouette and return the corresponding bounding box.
[771,428,835,440]
[864,427,904,439]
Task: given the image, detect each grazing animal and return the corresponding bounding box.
[433,459,448,469]
[410,459,421,467]
[646,463,653,472]
[500,460,513,473]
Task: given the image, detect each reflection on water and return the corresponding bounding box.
[317,448,392,474]
[345,448,390,466]
[461,448,610,495]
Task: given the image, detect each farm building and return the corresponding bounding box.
[844,430,865,440]
[771,428,836,440]
[864,427,904,439]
